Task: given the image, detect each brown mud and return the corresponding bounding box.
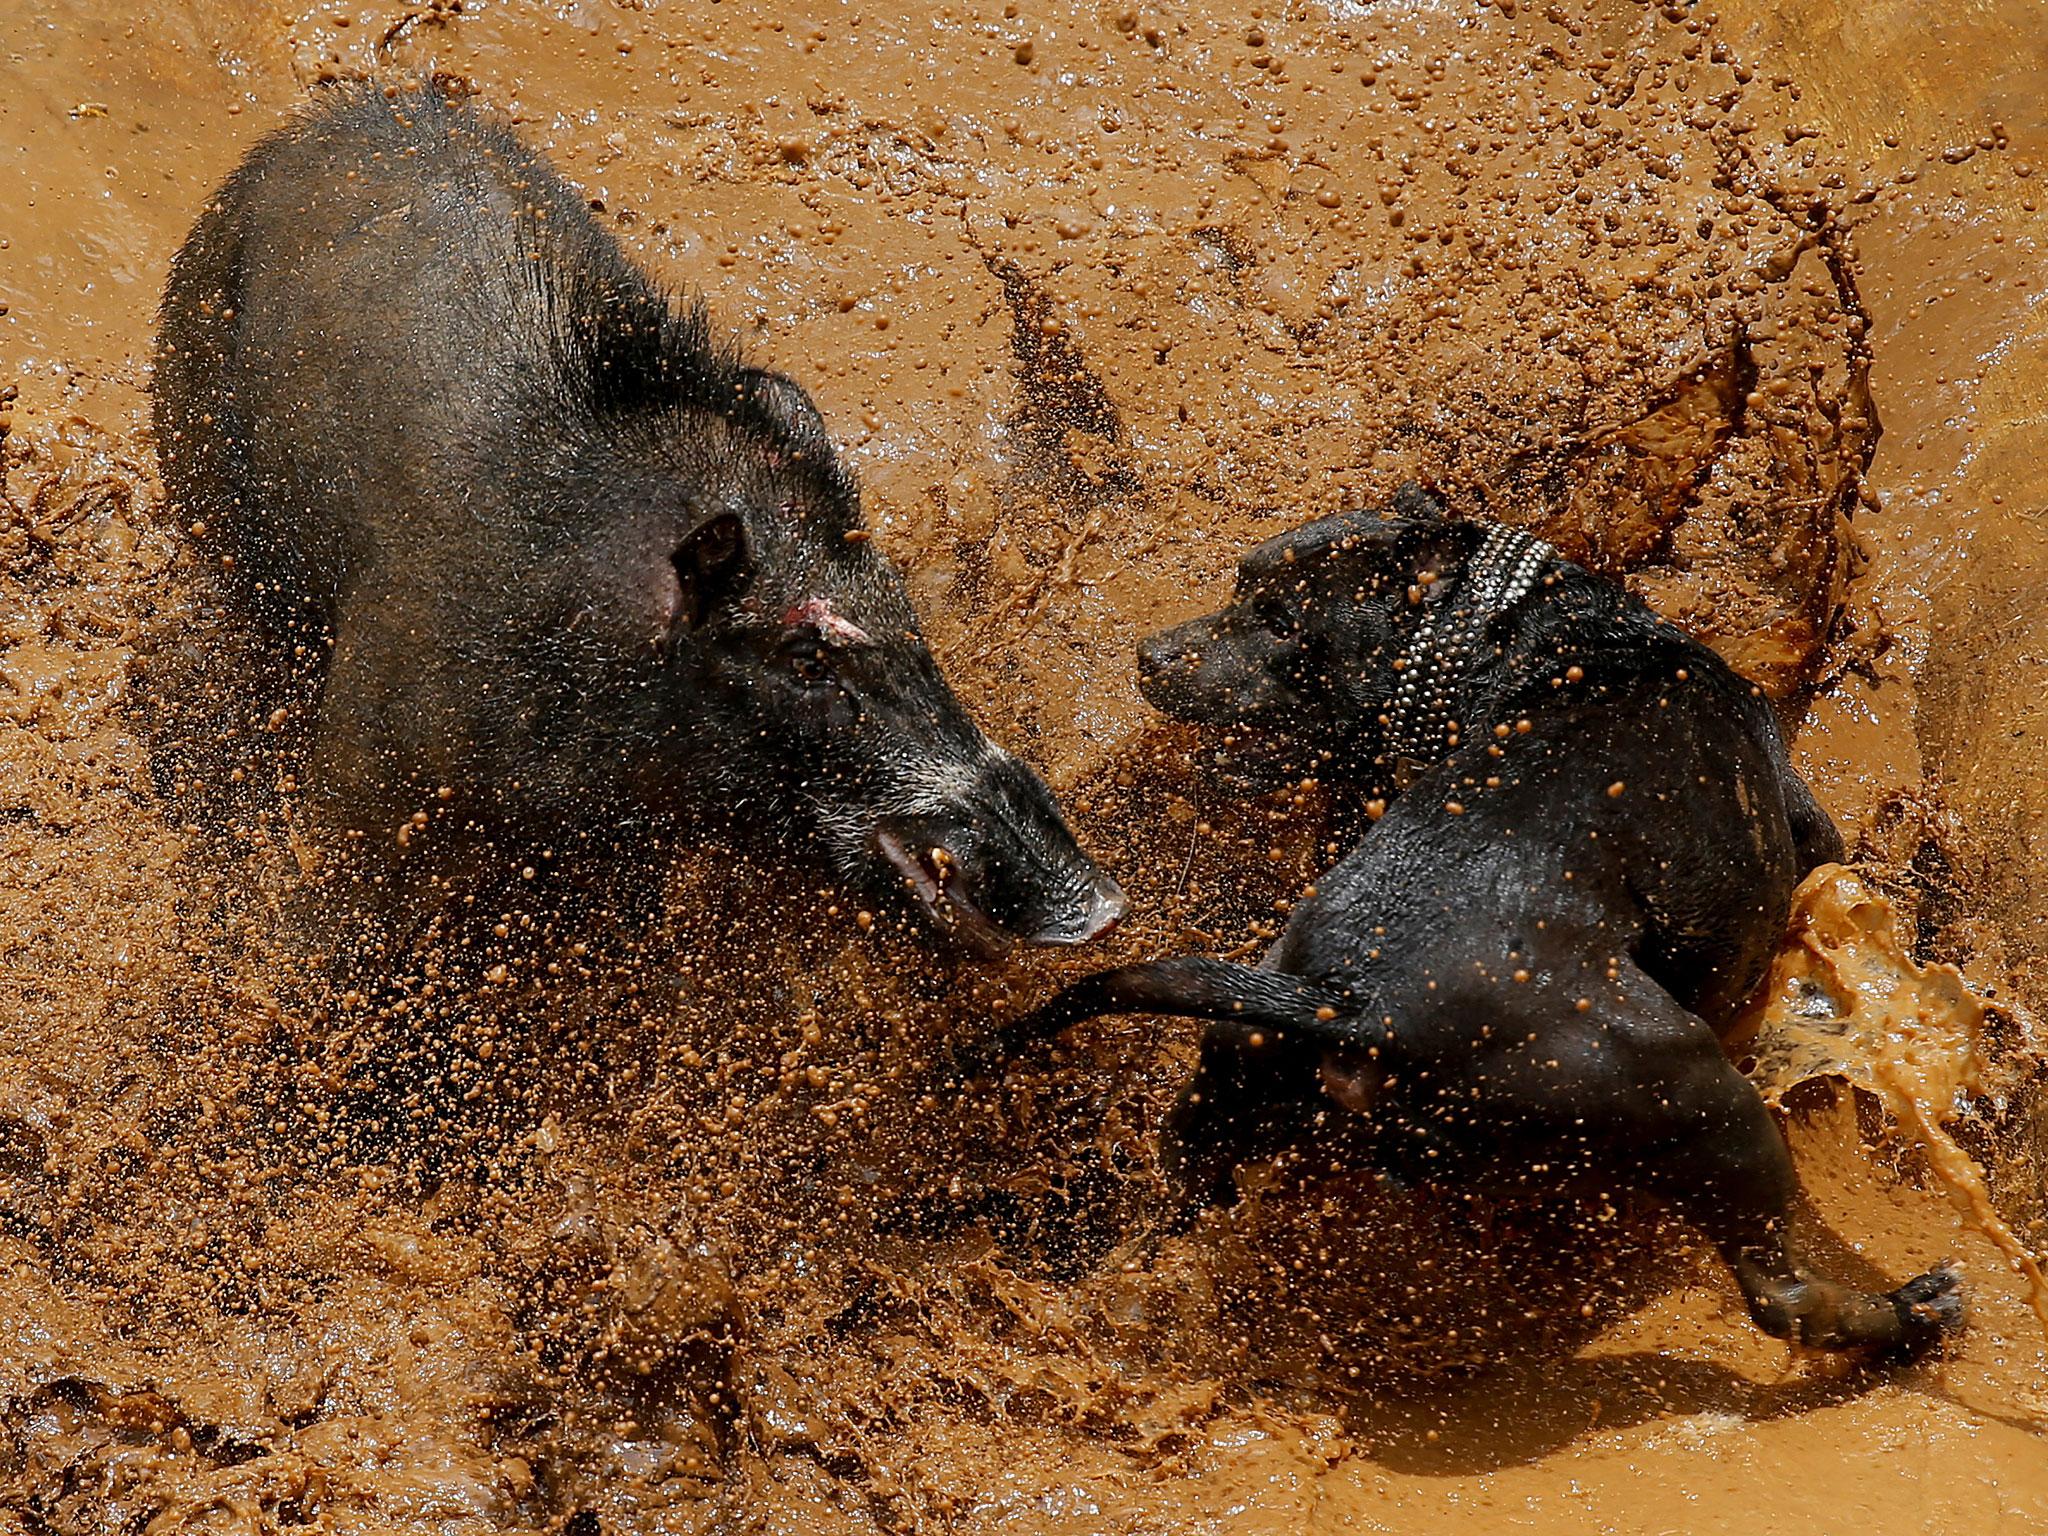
[5,1,2048,1531]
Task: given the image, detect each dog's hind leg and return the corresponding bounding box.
[1585,964,1963,1355]
[1782,768,1846,870]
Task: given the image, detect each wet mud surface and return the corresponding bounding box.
[5,1,2048,1530]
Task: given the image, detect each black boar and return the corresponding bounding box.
[986,487,1961,1356]
[153,83,1122,955]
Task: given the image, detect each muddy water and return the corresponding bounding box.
[4,1,2047,1531]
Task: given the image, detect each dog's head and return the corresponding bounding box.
[1137,486,1484,762]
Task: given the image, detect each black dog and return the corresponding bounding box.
[989,487,1961,1354]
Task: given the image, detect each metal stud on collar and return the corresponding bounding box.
[1383,523,1554,769]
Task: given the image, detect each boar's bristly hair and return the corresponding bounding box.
[282,82,859,531]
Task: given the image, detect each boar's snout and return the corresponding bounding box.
[870,753,1125,958]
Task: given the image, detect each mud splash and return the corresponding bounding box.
[1737,865,2048,1338]
[6,0,2048,1531]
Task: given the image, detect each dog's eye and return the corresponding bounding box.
[1255,598,1297,639]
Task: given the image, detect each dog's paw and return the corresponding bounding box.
[1888,1262,1966,1351]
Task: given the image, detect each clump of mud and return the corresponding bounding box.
[5,1,2048,1531]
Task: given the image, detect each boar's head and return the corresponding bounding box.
[595,365,1124,956]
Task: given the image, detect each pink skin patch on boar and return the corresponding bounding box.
[784,597,870,648]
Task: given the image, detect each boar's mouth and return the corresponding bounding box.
[873,825,1015,959]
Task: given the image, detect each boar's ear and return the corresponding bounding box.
[738,368,831,451]
[672,512,754,630]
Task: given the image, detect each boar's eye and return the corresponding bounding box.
[789,649,837,688]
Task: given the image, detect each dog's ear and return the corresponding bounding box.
[1239,485,1452,584]
[1241,508,1394,581]
[1388,481,1448,523]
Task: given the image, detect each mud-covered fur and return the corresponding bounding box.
[153,83,1121,955]
[993,488,1961,1355]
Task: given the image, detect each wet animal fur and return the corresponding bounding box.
[988,488,1962,1356]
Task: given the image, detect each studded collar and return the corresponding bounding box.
[1382,523,1555,775]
